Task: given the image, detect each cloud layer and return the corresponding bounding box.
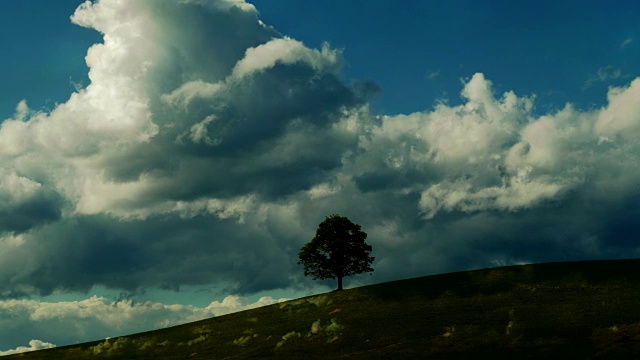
[0,294,285,351]
[0,340,56,356]
[1,0,640,349]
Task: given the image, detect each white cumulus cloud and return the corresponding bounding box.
[0,294,286,351]
[0,340,56,356]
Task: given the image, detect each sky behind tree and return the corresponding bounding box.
[0,0,639,353]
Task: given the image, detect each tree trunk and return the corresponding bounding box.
[337,276,343,291]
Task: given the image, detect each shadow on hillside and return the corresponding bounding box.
[361,259,640,301]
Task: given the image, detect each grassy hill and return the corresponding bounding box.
[7,259,640,359]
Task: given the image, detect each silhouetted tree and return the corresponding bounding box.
[298,214,374,291]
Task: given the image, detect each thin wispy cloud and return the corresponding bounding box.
[583,65,623,89]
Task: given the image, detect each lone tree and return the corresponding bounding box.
[298,214,374,291]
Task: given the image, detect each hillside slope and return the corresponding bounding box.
[7,259,640,359]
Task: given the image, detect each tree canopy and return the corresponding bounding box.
[298,214,374,290]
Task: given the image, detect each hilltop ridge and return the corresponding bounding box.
[7,259,640,359]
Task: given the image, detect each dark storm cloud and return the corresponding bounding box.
[0,213,301,296]
[103,62,370,201]
[0,187,63,234]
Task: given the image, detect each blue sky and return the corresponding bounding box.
[1,0,640,354]
[0,1,100,120]
[253,0,640,114]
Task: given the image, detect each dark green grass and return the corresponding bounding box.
[7,259,640,359]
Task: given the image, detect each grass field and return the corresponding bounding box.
[6,259,640,359]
